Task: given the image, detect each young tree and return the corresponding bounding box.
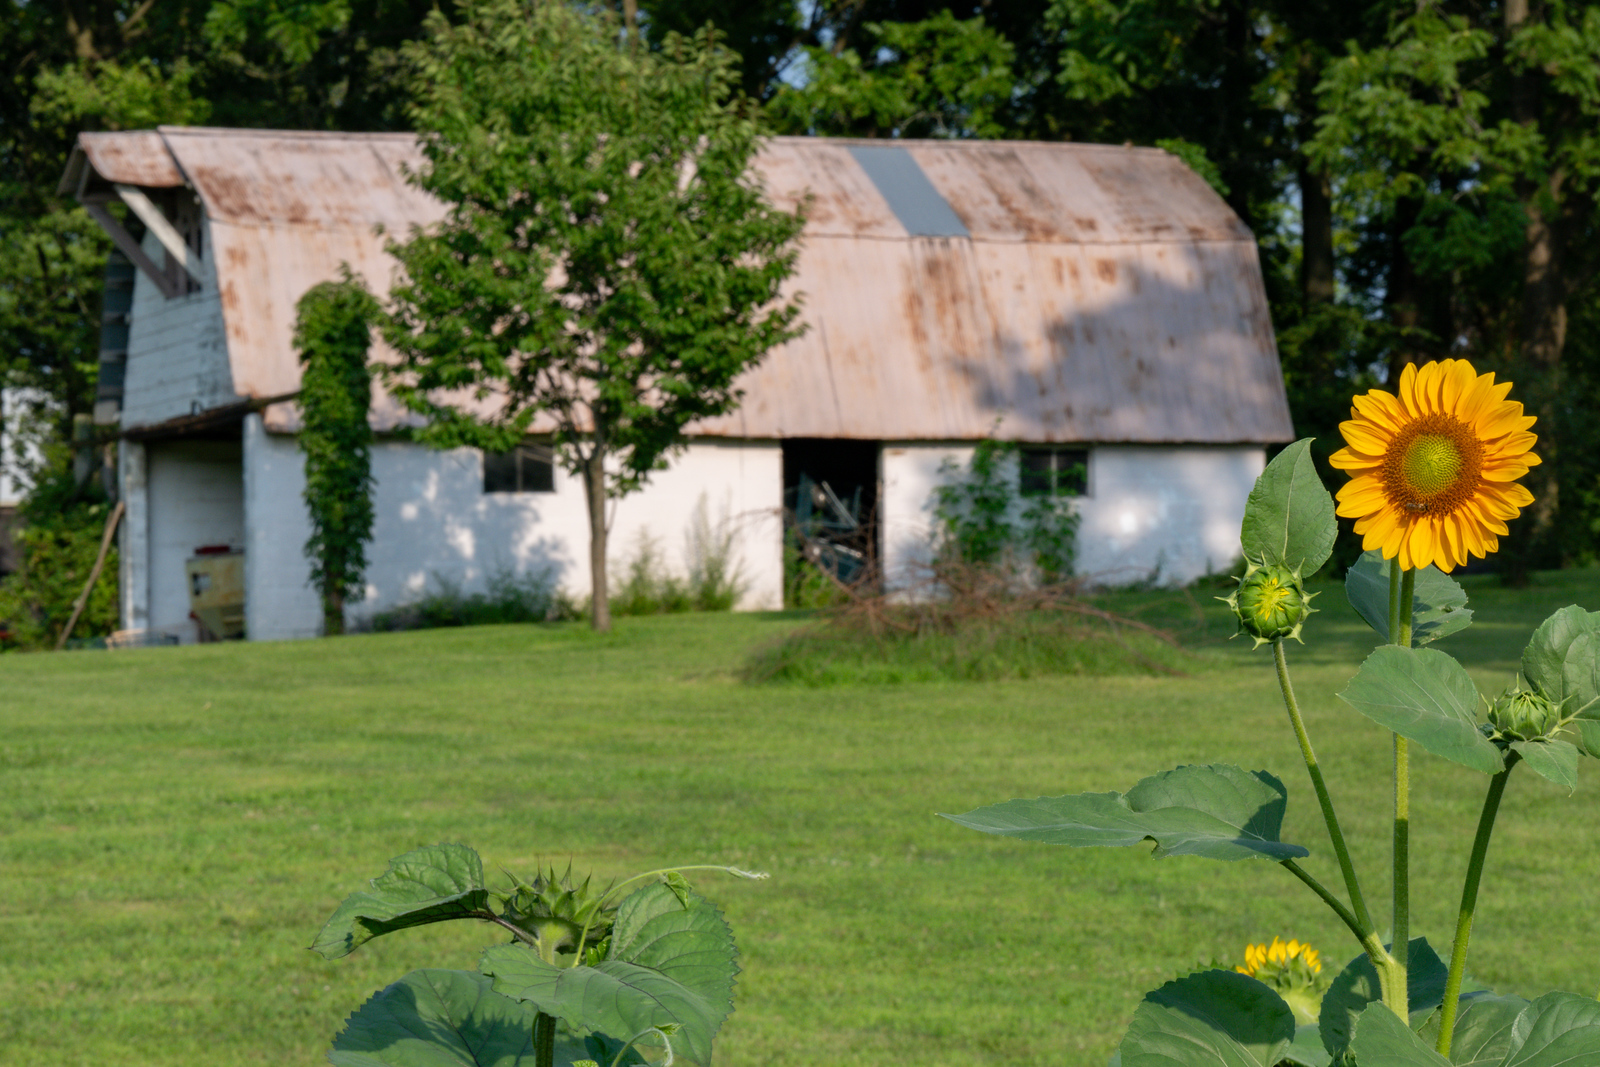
[383,0,806,631]
[295,276,379,636]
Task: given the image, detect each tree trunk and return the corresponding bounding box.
[1385,195,1425,386]
[1300,163,1335,307]
[583,449,612,632]
[1502,0,1565,582]
[324,590,345,636]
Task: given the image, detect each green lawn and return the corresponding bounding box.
[4,571,1600,1066]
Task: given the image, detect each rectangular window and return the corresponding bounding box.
[164,193,205,296]
[483,441,555,493]
[1019,446,1088,497]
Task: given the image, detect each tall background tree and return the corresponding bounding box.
[382,0,806,632]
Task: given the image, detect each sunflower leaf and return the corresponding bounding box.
[1510,739,1579,792]
[1348,1003,1451,1066]
[1338,646,1505,774]
[1498,991,1600,1067]
[1319,938,1448,1061]
[1240,438,1337,575]
[313,844,493,960]
[1522,607,1600,720]
[1344,551,1473,646]
[1118,970,1296,1067]
[481,884,738,1067]
[940,764,1309,862]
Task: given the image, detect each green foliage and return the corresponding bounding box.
[932,440,1080,584]
[295,274,378,635]
[944,764,1308,862]
[1120,970,1296,1067]
[316,843,754,1067]
[365,568,578,632]
[0,465,118,651]
[382,0,805,630]
[1338,646,1506,775]
[1318,938,1448,1060]
[1344,553,1473,647]
[609,509,746,617]
[766,11,1016,138]
[1239,439,1336,576]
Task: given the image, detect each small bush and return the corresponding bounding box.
[0,466,119,651]
[363,566,577,632]
[609,500,747,616]
[744,562,1199,685]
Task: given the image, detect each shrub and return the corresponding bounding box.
[363,566,577,632]
[0,465,118,651]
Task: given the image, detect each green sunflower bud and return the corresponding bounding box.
[1488,684,1563,741]
[1221,561,1316,649]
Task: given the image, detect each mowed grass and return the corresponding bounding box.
[4,570,1600,1066]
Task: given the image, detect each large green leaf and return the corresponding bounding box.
[1522,607,1600,723]
[1119,970,1296,1067]
[1510,739,1579,792]
[1349,1003,1451,1066]
[1501,992,1600,1067]
[1344,551,1473,646]
[1240,439,1337,575]
[1442,995,1528,1066]
[1283,1025,1332,1066]
[313,844,494,960]
[941,764,1309,862]
[328,969,629,1067]
[1338,647,1505,774]
[481,884,738,1067]
[328,968,534,1067]
[1320,938,1448,1061]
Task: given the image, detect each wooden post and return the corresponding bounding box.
[56,498,125,651]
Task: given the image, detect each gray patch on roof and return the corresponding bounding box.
[847,144,970,238]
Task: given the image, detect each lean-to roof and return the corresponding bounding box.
[62,126,1292,444]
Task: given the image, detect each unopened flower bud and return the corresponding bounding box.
[1488,685,1562,741]
[1223,562,1315,649]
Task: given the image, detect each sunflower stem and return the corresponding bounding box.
[1388,566,1417,1018]
[1436,753,1519,1058]
[1280,859,1390,969]
[1272,639,1380,953]
[1388,563,1401,647]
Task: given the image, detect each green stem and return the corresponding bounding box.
[534,1011,556,1067]
[1388,567,1417,1018]
[1388,563,1402,647]
[1436,754,1519,1057]
[1273,639,1379,945]
[1281,859,1391,969]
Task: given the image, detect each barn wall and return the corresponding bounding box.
[359,436,783,623]
[239,427,784,640]
[144,437,245,642]
[879,442,1263,587]
[121,224,238,430]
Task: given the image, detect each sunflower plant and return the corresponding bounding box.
[311,843,764,1067]
[946,359,1600,1066]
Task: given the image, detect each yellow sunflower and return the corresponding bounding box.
[1329,359,1539,573]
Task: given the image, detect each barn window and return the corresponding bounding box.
[1019,447,1088,497]
[483,442,555,493]
[164,193,205,295]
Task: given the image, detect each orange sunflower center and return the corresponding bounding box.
[1380,413,1484,516]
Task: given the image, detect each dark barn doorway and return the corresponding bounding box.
[782,438,880,585]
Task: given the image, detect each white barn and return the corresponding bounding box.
[59,127,1293,642]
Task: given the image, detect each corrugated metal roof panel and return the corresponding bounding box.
[69,129,1292,444]
[76,130,185,189]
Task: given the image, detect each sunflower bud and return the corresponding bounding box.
[1222,561,1315,649]
[1488,684,1562,741]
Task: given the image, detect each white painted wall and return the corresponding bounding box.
[239,426,784,639]
[119,440,149,631]
[143,437,245,642]
[0,387,51,506]
[880,442,1264,588]
[122,222,238,430]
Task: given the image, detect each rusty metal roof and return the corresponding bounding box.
[64,126,1292,444]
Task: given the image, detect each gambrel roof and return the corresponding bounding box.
[62,126,1293,444]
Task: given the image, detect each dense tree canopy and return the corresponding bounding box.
[6,0,1600,576]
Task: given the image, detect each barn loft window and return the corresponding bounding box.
[1019,446,1088,497]
[483,441,555,493]
[164,193,204,295]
